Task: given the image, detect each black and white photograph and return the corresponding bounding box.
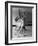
[11,7,32,39]
[5,1,37,45]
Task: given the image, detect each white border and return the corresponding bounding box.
[8,3,36,43]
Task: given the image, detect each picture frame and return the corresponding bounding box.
[5,1,37,45]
